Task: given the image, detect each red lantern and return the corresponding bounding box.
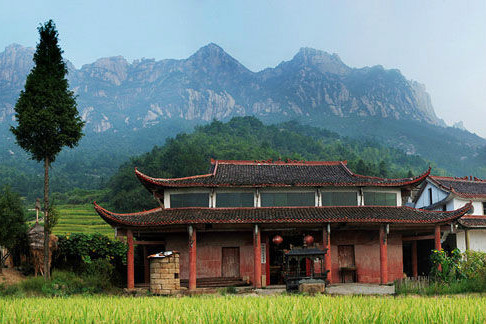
[272,235,283,245]
[304,235,314,246]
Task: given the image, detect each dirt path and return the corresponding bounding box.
[0,268,26,286]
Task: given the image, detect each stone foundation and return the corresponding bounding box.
[149,252,180,295]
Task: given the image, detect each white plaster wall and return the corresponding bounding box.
[451,199,484,215]
[446,200,455,211]
[456,230,486,252]
[415,182,448,208]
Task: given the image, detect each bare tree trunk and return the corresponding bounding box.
[43,157,50,280]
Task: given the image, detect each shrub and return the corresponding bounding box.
[397,249,486,295]
[461,250,486,280]
[54,233,127,286]
[430,249,463,283]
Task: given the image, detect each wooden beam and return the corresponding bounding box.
[134,241,166,245]
[402,235,435,241]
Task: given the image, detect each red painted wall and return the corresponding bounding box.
[165,232,255,282]
[165,229,402,285]
[330,230,402,284]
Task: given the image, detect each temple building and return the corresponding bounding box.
[94,159,472,290]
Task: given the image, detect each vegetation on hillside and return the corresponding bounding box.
[49,204,113,236]
[106,117,433,211]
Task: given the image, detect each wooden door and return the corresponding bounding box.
[338,245,356,283]
[222,247,240,278]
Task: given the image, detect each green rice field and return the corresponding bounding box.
[0,295,485,323]
[51,204,113,236]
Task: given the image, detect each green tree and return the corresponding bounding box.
[378,160,389,178]
[0,187,27,274]
[10,20,84,279]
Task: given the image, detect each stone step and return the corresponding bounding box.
[180,277,249,288]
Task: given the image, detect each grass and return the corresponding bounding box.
[0,295,485,323]
[29,203,113,236]
[396,277,486,295]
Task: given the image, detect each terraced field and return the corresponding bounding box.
[51,204,113,236]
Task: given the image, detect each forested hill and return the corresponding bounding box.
[106,116,434,212]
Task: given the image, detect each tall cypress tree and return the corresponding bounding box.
[11,20,84,279]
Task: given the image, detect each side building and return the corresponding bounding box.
[95,159,471,290]
[415,175,486,252]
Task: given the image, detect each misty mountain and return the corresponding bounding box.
[1,43,445,133]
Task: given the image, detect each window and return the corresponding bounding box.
[321,192,358,206]
[261,192,315,207]
[483,202,486,215]
[216,192,254,207]
[428,188,433,205]
[170,193,209,208]
[363,192,397,206]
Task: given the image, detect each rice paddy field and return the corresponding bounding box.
[0,295,485,323]
[51,204,113,236]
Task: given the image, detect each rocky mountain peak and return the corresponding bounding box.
[0,44,34,84]
[291,47,351,75]
[186,43,250,74]
[80,56,129,86]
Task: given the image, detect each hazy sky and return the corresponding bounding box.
[1,0,485,137]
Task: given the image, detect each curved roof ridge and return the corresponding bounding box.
[135,166,216,183]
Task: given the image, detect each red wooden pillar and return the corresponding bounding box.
[265,235,270,286]
[143,245,149,284]
[324,225,332,283]
[434,225,442,272]
[253,225,262,288]
[434,225,442,251]
[126,229,134,290]
[379,224,388,285]
[411,240,418,278]
[188,225,197,291]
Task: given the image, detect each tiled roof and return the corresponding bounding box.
[458,216,486,228]
[430,176,486,199]
[135,159,430,190]
[93,202,471,228]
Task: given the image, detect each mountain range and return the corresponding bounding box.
[1,43,445,133]
[0,42,485,200]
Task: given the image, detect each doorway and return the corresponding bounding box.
[222,247,240,278]
[338,245,356,283]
